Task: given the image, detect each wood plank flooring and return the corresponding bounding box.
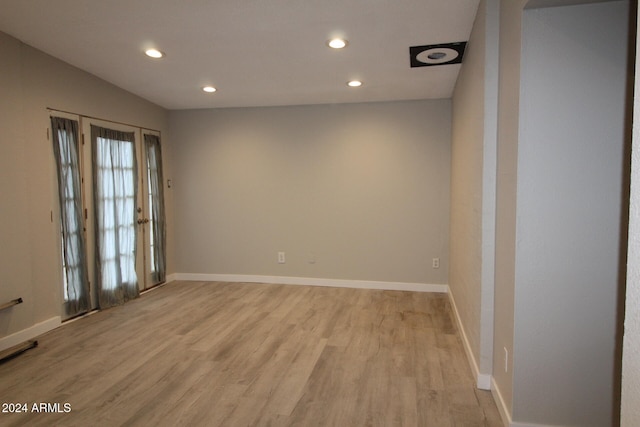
[0,281,502,426]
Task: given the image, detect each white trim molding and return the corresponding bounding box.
[448,290,492,390]
[171,273,448,293]
[0,316,61,353]
[165,273,179,283]
[491,378,560,427]
[491,377,512,427]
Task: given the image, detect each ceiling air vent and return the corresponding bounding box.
[410,42,467,67]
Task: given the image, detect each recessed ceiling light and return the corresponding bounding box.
[327,38,348,49]
[202,86,217,93]
[145,49,164,59]
[347,80,362,87]
[410,42,467,67]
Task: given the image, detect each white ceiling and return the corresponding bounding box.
[0,0,480,110]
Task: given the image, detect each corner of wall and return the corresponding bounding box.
[448,290,491,390]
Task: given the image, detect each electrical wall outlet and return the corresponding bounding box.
[278,252,286,264]
[432,257,440,269]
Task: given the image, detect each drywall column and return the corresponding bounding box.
[479,0,499,385]
[513,2,629,425]
[450,0,499,390]
[492,0,527,418]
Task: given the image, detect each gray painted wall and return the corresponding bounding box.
[169,101,451,285]
[514,1,628,425]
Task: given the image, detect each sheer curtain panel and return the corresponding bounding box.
[144,134,167,283]
[51,116,90,318]
[91,125,139,308]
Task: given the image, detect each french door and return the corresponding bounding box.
[52,113,163,318]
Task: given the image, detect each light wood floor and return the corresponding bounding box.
[0,281,502,426]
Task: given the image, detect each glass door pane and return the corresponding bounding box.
[92,125,139,306]
[82,119,147,306]
[50,114,90,320]
[143,131,166,288]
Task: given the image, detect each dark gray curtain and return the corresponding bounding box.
[91,125,139,308]
[144,134,167,283]
[51,117,90,319]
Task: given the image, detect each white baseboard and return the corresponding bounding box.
[447,290,491,390]
[172,273,448,293]
[0,316,61,353]
[491,377,512,427]
[510,423,559,427]
[490,378,560,427]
